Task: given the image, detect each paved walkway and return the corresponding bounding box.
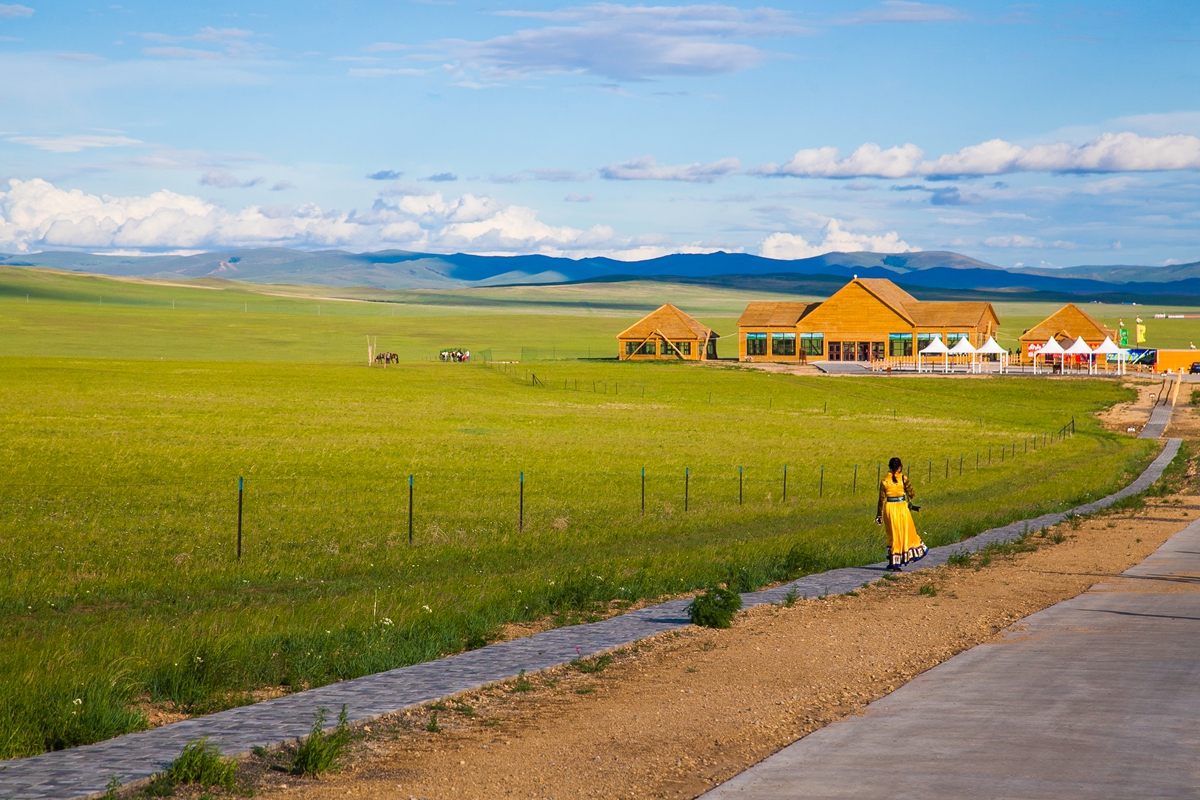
[0,440,1180,800]
[1141,404,1175,439]
[703,479,1200,799]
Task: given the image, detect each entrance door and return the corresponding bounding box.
[857,342,871,361]
[828,341,842,361]
[842,342,855,361]
[871,341,885,361]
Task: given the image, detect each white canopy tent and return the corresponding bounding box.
[1064,336,1094,374]
[976,336,1008,373]
[1092,336,1122,375]
[947,337,978,373]
[919,336,950,373]
[1036,336,1066,375]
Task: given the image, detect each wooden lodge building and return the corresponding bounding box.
[736,278,1000,363]
[617,303,720,361]
[1017,303,1117,362]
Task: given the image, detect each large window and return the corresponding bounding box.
[632,341,655,355]
[666,341,691,356]
[946,332,971,345]
[889,333,913,357]
[706,338,717,358]
[800,332,824,356]
[745,332,767,356]
[917,332,943,353]
[771,332,796,356]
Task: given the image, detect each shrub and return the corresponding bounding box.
[947,549,971,567]
[573,654,612,674]
[165,738,238,791]
[781,586,799,607]
[291,705,351,778]
[687,585,743,629]
[919,583,938,597]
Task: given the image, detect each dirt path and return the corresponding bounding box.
[235,443,1196,800]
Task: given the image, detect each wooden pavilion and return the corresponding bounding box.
[617,303,720,361]
[1017,304,1116,363]
[736,278,1000,363]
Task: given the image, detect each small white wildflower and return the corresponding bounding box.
[422,605,432,613]
[194,656,203,663]
[381,617,394,626]
[72,698,82,705]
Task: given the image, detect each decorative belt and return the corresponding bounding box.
[886,496,907,503]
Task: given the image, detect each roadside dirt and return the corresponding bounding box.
[243,447,1197,800]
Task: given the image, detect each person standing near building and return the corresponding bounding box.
[876,457,928,571]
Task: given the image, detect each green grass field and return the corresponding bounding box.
[0,266,1162,759]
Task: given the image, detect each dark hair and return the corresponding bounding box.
[888,457,903,473]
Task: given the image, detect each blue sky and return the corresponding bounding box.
[1,0,1198,266]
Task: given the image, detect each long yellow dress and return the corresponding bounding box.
[877,471,927,568]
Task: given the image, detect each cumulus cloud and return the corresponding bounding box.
[0,178,695,260]
[0,4,33,18]
[199,170,264,189]
[759,219,916,259]
[445,3,804,81]
[757,143,924,178]
[601,155,740,182]
[760,132,1200,179]
[7,134,142,153]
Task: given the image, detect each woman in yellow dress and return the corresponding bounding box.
[876,457,928,571]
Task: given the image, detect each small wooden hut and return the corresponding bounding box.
[617,303,719,361]
[1018,304,1116,363]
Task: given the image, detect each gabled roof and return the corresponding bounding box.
[1018,303,1115,343]
[617,303,718,341]
[853,279,920,325]
[908,301,996,328]
[737,301,821,327]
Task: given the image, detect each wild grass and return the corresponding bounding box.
[0,273,1161,758]
[290,706,351,777]
[165,738,239,790]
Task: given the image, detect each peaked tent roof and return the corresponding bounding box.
[920,337,950,354]
[1018,303,1115,343]
[617,303,718,341]
[977,336,1006,355]
[948,337,977,354]
[737,301,821,327]
[1064,336,1095,355]
[1039,337,1066,355]
[1093,336,1122,355]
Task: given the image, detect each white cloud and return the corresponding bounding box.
[600,155,740,182]
[140,26,262,60]
[760,132,1200,179]
[0,178,700,260]
[199,170,264,189]
[756,143,925,178]
[982,235,1076,249]
[445,3,805,81]
[836,1,967,25]
[6,134,142,153]
[759,219,916,259]
[0,4,33,18]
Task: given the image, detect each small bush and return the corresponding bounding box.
[102,776,122,800]
[425,711,441,733]
[947,549,971,567]
[166,738,238,791]
[687,585,743,629]
[573,654,612,674]
[919,584,938,597]
[291,705,351,778]
[781,586,799,607]
[510,669,532,692]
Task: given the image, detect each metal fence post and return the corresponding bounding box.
[641,467,645,517]
[408,474,414,545]
[685,468,689,511]
[783,464,788,502]
[236,476,243,561]
[739,466,743,505]
[519,472,524,532]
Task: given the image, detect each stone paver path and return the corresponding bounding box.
[0,439,1180,800]
[703,452,1200,799]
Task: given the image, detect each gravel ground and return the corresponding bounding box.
[235,442,1197,800]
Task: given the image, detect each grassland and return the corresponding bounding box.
[0,266,1161,759]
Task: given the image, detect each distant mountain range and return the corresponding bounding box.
[3,248,1200,301]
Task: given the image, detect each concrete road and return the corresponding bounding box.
[703,518,1200,799]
